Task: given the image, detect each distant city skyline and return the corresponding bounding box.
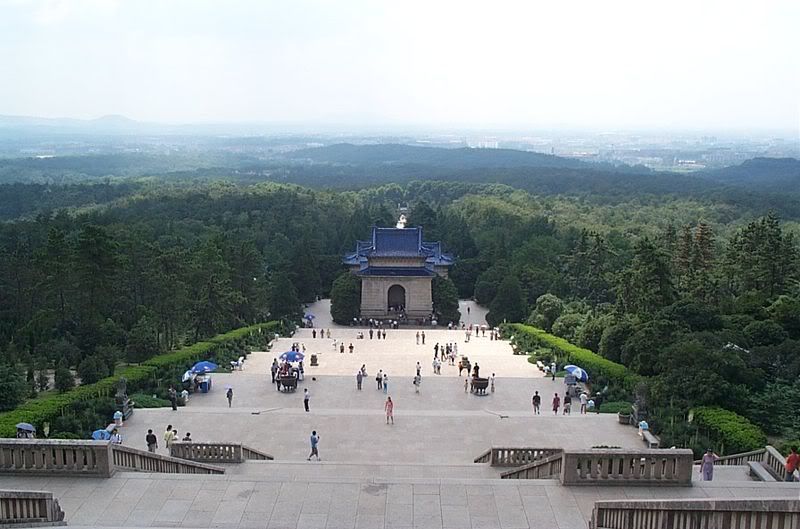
[1,0,798,133]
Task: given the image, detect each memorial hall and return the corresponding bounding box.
[343,226,454,319]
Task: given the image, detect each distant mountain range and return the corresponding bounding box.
[700,157,800,192]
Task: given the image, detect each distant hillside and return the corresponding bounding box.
[286,143,597,170]
[700,157,800,191]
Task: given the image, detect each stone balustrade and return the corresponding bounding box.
[501,451,564,479]
[694,447,766,466]
[112,444,224,474]
[0,440,224,476]
[487,447,562,467]
[0,439,113,477]
[169,442,272,463]
[763,445,788,480]
[590,499,800,529]
[0,490,65,526]
[562,449,694,486]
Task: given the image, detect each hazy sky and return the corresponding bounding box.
[1,0,798,132]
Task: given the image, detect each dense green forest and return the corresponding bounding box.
[0,147,799,452]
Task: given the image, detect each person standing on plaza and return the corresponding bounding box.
[164,425,176,451]
[416,331,420,345]
[376,370,383,390]
[580,392,588,414]
[356,370,363,390]
[464,377,469,393]
[416,362,421,377]
[303,388,310,412]
[340,343,345,354]
[226,387,234,408]
[490,373,495,393]
[552,393,560,415]
[563,394,571,414]
[145,429,157,452]
[384,396,394,424]
[349,343,354,354]
[785,446,799,481]
[532,391,541,414]
[413,374,421,393]
[271,359,279,383]
[326,329,331,339]
[168,386,178,411]
[383,373,389,394]
[382,329,386,339]
[308,431,320,461]
[421,331,425,345]
[700,449,719,481]
[369,328,374,339]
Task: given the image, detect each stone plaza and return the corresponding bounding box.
[2,300,798,529]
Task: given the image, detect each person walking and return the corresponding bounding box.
[383,373,389,394]
[785,446,799,481]
[168,386,178,411]
[532,391,541,414]
[699,449,719,481]
[376,370,383,390]
[226,387,234,408]
[349,343,354,354]
[552,393,560,415]
[416,362,421,377]
[340,343,345,354]
[369,329,374,339]
[413,374,421,393]
[464,377,469,393]
[384,396,394,424]
[415,331,420,345]
[271,359,278,383]
[421,331,425,345]
[308,431,320,461]
[579,392,588,414]
[303,388,310,412]
[490,373,496,393]
[145,429,157,453]
[356,370,363,390]
[563,394,571,415]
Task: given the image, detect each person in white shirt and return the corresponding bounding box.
[580,393,589,414]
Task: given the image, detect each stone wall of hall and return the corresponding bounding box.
[360,276,433,318]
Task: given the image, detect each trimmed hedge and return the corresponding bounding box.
[502,323,641,391]
[691,406,767,455]
[0,322,282,438]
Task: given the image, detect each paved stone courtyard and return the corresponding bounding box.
[119,300,642,464]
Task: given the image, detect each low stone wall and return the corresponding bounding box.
[483,448,562,467]
[0,440,224,477]
[0,439,113,477]
[591,499,800,529]
[501,452,564,479]
[0,489,65,526]
[562,449,694,486]
[169,442,272,463]
[112,445,224,474]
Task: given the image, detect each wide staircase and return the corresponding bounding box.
[2,440,798,528]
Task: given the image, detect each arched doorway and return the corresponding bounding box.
[387,284,406,312]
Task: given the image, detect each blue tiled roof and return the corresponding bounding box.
[357,267,436,277]
[343,226,455,266]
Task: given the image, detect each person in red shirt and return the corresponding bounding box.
[785,446,799,482]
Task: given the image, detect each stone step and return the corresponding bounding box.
[692,464,756,482]
[218,459,503,480]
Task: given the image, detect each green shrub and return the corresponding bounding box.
[0,322,281,438]
[691,406,767,455]
[129,393,171,408]
[599,401,633,414]
[502,323,640,391]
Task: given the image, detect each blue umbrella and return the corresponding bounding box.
[191,361,218,373]
[92,429,111,440]
[279,351,305,363]
[564,365,589,383]
[304,313,315,320]
[16,422,35,433]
